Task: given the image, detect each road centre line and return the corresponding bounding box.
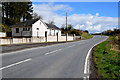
[45,49,62,55]
[0,59,31,70]
[67,45,75,48]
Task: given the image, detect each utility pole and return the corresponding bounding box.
[66,12,67,41]
[66,12,67,30]
[79,25,80,31]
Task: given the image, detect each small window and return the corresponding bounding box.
[37,28,39,30]
[23,28,30,31]
[23,28,25,31]
[40,22,41,25]
[28,28,30,31]
[16,28,19,33]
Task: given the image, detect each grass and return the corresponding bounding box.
[81,33,93,39]
[93,36,120,79]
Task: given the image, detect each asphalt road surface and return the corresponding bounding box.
[1,36,108,78]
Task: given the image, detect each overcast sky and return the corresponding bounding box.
[33,2,118,33]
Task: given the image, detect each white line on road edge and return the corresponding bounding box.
[84,36,108,78]
[45,49,62,55]
[0,59,31,70]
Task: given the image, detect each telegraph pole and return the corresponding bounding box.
[66,12,67,41]
[66,12,67,30]
[79,25,80,31]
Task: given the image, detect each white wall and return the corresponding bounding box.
[32,20,48,37]
[58,30,61,36]
[32,20,62,37]
[0,36,74,45]
[0,32,6,37]
[48,29,61,36]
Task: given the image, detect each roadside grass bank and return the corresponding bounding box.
[92,36,120,79]
[81,33,93,40]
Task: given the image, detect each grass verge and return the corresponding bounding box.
[93,36,120,79]
[82,33,93,39]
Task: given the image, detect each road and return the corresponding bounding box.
[1,36,108,78]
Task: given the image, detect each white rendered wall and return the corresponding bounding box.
[32,20,48,37]
[48,29,61,36]
[0,32,6,37]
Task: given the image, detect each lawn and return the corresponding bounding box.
[93,36,120,79]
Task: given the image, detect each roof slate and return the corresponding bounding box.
[10,18,39,27]
[10,18,61,30]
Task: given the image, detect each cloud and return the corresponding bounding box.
[33,3,118,33]
[96,13,99,16]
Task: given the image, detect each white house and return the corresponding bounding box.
[11,18,61,37]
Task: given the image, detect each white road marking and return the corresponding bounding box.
[67,45,75,48]
[0,59,31,70]
[2,42,71,56]
[84,36,108,76]
[45,49,62,55]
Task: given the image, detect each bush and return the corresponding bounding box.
[0,24,11,32]
[111,34,120,51]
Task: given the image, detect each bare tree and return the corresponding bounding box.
[48,20,55,25]
[67,24,73,31]
[33,12,38,19]
[33,12,42,20]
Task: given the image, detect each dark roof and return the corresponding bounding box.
[10,18,39,27]
[10,18,61,30]
[45,23,60,30]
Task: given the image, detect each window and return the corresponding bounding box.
[23,28,30,31]
[28,28,30,31]
[23,28,25,31]
[37,28,39,30]
[40,22,41,25]
[16,28,19,33]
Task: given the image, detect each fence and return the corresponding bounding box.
[0,36,77,45]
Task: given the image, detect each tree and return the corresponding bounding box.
[33,12,38,19]
[67,24,73,31]
[0,24,11,32]
[32,12,42,19]
[61,24,66,34]
[49,20,55,25]
[2,2,33,26]
[0,2,2,25]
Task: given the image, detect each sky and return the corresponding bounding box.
[32,2,118,33]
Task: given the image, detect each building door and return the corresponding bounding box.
[45,31,47,42]
[37,32,39,38]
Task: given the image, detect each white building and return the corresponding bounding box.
[11,18,61,37]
